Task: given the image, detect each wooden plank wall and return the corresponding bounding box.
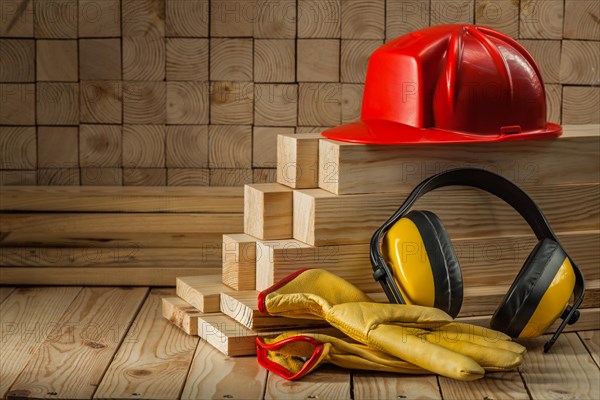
[1,0,598,186]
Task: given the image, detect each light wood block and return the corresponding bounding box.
[342,83,364,123]
[123,125,165,168]
[255,232,600,293]
[94,289,198,399]
[564,0,600,40]
[210,0,254,37]
[244,183,293,240]
[36,82,79,125]
[123,168,166,186]
[81,168,123,186]
[210,82,254,125]
[162,296,210,335]
[319,126,600,194]
[561,40,600,85]
[210,168,254,186]
[197,313,261,356]
[38,127,78,168]
[0,127,36,170]
[276,133,321,189]
[0,84,35,125]
[563,88,600,125]
[299,83,342,126]
[123,81,166,124]
[254,0,296,38]
[34,0,77,38]
[253,127,295,168]
[167,169,210,186]
[294,183,600,245]
[254,84,298,126]
[0,0,34,37]
[7,287,147,400]
[166,38,209,81]
[37,168,80,186]
[209,125,252,169]
[80,124,122,168]
[0,39,34,82]
[79,0,121,37]
[253,168,277,184]
[519,40,561,83]
[176,275,232,313]
[165,0,208,37]
[80,81,122,124]
[122,0,165,37]
[519,0,563,39]
[341,40,381,83]
[297,39,340,82]
[430,0,474,25]
[386,0,430,40]
[341,0,384,39]
[266,367,350,400]
[122,35,165,81]
[166,125,208,168]
[475,0,519,37]
[222,233,258,290]
[211,39,253,81]
[298,0,341,38]
[166,82,209,125]
[254,39,295,82]
[79,38,121,80]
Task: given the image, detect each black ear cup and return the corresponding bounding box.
[406,210,463,318]
[490,239,568,337]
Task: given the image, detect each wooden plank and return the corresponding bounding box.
[519,333,600,400]
[277,133,321,189]
[0,287,15,304]
[560,40,600,85]
[0,287,82,398]
[0,267,220,286]
[244,183,293,240]
[94,289,199,400]
[7,287,148,399]
[0,213,243,234]
[222,233,258,290]
[162,296,210,336]
[181,340,267,400]
[578,330,600,367]
[197,313,261,356]
[353,372,441,400]
[220,291,327,330]
[265,366,350,400]
[439,372,528,400]
[294,183,600,245]
[176,275,232,313]
[319,127,600,194]
[254,232,600,293]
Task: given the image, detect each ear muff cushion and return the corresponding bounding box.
[490,239,568,337]
[406,210,463,318]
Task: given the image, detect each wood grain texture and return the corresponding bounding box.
[560,40,600,85]
[353,372,441,400]
[34,0,77,38]
[79,0,121,37]
[211,39,253,81]
[210,0,254,37]
[165,0,208,37]
[222,233,258,291]
[166,38,208,81]
[564,0,600,40]
[520,0,563,39]
[79,38,121,80]
[80,81,123,124]
[254,0,296,38]
[123,82,166,124]
[254,84,298,126]
[210,82,254,125]
[341,0,384,39]
[340,40,381,83]
[122,35,165,81]
[209,125,253,169]
[38,127,78,168]
[277,133,321,189]
[430,0,474,24]
[0,287,15,304]
[0,127,36,169]
[519,333,600,400]
[294,183,600,245]
[166,81,209,125]
[165,125,208,168]
[176,275,231,313]
[167,169,210,186]
[122,125,165,168]
[440,372,528,400]
[197,313,262,356]
[319,128,600,194]
[7,287,148,400]
[122,0,164,37]
[265,366,350,400]
[210,169,254,186]
[244,183,293,240]
[0,287,82,398]
[562,88,600,124]
[578,330,600,367]
[37,168,80,186]
[0,39,34,82]
[254,39,296,83]
[475,0,519,37]
[299,83,342,126]
[297,39,340,82]
[253,168,277,184]
[162,296,208,336]
[0,0,34,37]
[342,83,363,123]
[37,82,79,125]
[94,288,198,400]
[181,339,267,400]
[519,40,561,83]
[545,83,562,124]
[0,170,37,186]
[80,124,122,168]
[298,0,341,38]
[0,84,35,125]
[253,127,295,168]
[386,0,430,40]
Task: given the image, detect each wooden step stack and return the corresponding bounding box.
[162,125,600,357]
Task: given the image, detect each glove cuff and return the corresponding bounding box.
[256,335,325,380]
[258,268,312,314]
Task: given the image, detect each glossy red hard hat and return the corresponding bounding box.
[322,25,562,144]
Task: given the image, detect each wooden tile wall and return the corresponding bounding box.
[1,0,598,186]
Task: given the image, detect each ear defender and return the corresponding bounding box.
[382,210,463,318]
[490,239,577,338]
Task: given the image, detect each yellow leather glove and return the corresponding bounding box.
[258,269,526,381]
[257,332,427,380]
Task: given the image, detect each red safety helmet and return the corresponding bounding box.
[322,25,562,144]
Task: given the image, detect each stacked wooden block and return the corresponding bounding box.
[164,125,600,356]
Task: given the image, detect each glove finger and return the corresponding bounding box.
[444,322,512,341]
[435,325,526,355]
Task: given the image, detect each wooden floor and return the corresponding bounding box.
[0,286,598,400]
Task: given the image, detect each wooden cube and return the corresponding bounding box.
[80,81,122,124]
[520,0,563,39]
[475,0,519,37]
[210,0,254,37]
[210,82,254,125]
[80,124,122,168]
[298,83,342,126]
[123,168,167,186]
[0,127,36,169]
[342,83,364,124]
[166,0,209,37]
[79,38,121,80]
[38,168,80,185]
[386,0,429,40]
[79,0,121,37]
[166,38,209,81]
[0,84,35,125]
[562,86,600,125]
[518,40,561,83]
[254,39,295,82]
[166,82,209,125]
[297,39,340,82]
[298,0,341,38]
[210,39,253,81]
[0,39,35,82]
[36,40,77,82]
[341,0,384,39]
[37,83,79,125]
[341,40,381,83]
[81,168,123,186]
[254,0,296,38]
[560,41,600,85]
[123,81,166,124]
[253,127,295,168]
[222,233,257,290]
[430,0,474,25]
[276,133,321,189]
[564,0,600,40]
[38,127,78,168]
[545,84,562,124]
[210,169,254,186]
[254,84,298,126]
[123,125,165,168]
[123,36,165,81]
[208,125,252,169]
[166,125,209,168]
[244,183,293,240]
[167,169,210,186]
[34,0,77,38]
[122,0,164,37]
[0,0,34,37]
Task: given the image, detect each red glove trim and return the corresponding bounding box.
[256,335,324,380]
[257,268,313,315]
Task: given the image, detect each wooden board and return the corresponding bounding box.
[176,275,232,313]
[294,183,600,245]
[0,286,14,304]
[439,371,528,400]
[0,287,82,398]
[162,296,211,336]
[94,289,198,399]
[319,126,600,194]
[578,330,600,367]
[276,133,321,189]
[254,232,600,293]
[244,183,293,240]
[265,366,351,400]
[7,287,147,399]
[222,233,258,290]
[197,313,262,356]
[353,372,441,400]
[181,340,267,400]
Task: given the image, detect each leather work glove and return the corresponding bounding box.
[258,269,526,381]
[256,332,427,380]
